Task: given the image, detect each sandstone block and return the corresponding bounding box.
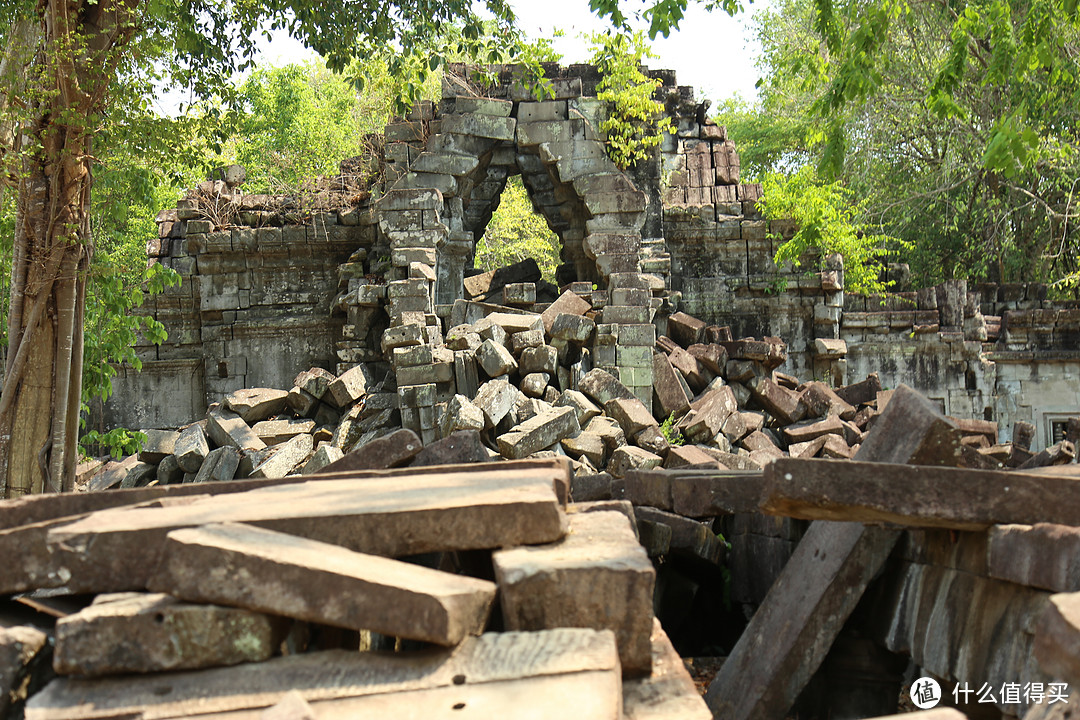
[174,424,210,473]
[206,408,266,453]
[606,397,659,438]
[191,446,240,484]
[521,372,550,398]
[137,429,179,464]
[541,290,591,334]
[493,511,655,675]
[150,523,496,646]
[608,446,663,478]
[411,430,489,467]
[497,406,581,459]
[321,428,423,473]
[250,433,314,479]
[54,593,282,676]
[550,313,596,344]
[326,365,370,408]
[561,432,607,467]
[301,444,344,474]
[988,523,1080,592]
[473,379,520,428]
[578,368,635,406]
[477,338,518,377]
[440,394,486,436]
[520,344,558,375]
[1034,591,1080,684]
[554,389,602,426]
[252,417,317,446]
[224,388,289,424]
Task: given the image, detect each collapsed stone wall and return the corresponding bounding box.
[104,61,1080,451]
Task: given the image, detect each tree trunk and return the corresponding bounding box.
[0,0,129,497]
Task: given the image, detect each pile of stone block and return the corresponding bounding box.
[1,459,710,718]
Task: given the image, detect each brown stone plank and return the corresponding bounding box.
[41,469,566,594]
[625,469,764,516]
[25,628,619,720]
[989,523,1080,592]
[1034,592,1080,685]
[623,618,711,720]
[762,458,1080,530]
[704,521,901,720]
[493,511,655,676]
[149,523,496,646]
[53,593,283,676]
[0,625,49,718]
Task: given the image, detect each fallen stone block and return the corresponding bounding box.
[608,445,663,478]
[174,424,210,473]
[664,445,722,469]
[300,444,343,475]
[520,344,558,375]
[88,455,140,491]
[497,406,580,460]
[562,431,607,467]
[223,388,289,424]
[251,417,317,446]
[206,408,266,453]
[667,312,706,348]
[411,430,489,467]
[150,523,496,646]
[856,384,964,465]
[439,394,486,436]
[42,464,568,593]
[493,511,655,675]
[476,338,518,377]
[550,313,596,344]
[27,628,619,720]
[578,368,635,406]
[250,433,314,479]
[623,619,712,720]
[326,365,371,408]
[677,385,738,443]
[53,593,283,676]
[606,397,659,438]
[652,352,691,420]
[835,373,881,406]
[541,289,591,334]
[0,625,49,718]
[156,455,183,485]
[800,381,856,420]
[319,428,422,473]
[749,376,804,425]
[633,425,670,456]
[190,446,240,484]
[293,367,336,401]
[1018,440,1076,469]
[782,415,845,444]
[521,372,550,398]
[473,378,520,428]
[137,429,179,465]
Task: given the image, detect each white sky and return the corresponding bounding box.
[248,1,765,107]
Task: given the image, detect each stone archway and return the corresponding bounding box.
[373,81,652,317]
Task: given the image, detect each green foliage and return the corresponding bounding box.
[475,176,561,283]
[659,412,685,446]
[222,63,375,194]
[761,166,903,295]
[589,31,673,169]
[80,429,147,460]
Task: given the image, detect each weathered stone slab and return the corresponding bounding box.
[250,433,313,479]
[411,430,489,467]
[326,365,370,408]
[783,415,844,444]
[856,384,962,466]
[578,368,635,406]
[670,470,765,517]
[652,352,691,419]
[555,389,602,426]
[300,444,344,474]
[319,428,422,473]
[704,521,901,719]
[473,379,520,428]
[493,511,655,675]
[476,338,517,377]
[53,593,282,676]
[224,388,289,424]
[174,424,210,473]
[608,446,663,478]
[762,458,1080,530]
[150,523,496,646]
[634,506,725,564]
[191,446,240,484]
[497,406,580,460]
[26,629,619,720]
[541,290,591,334]
[623,619,712,720]
[138,429,179,464]
[251,417,317,446]
[88,455,140,491]
[206,408,266,453]
[606,397,658,438]
[989,523,1080,592]
[0,625,49,717]
[663,445,722,469]
[42,467,567,593]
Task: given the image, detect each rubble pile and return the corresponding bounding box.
[80,281,1076,496]
[0,458,710,719]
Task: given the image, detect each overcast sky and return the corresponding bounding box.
[248,1,765,108]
